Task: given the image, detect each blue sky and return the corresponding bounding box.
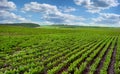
[0,0,120,27]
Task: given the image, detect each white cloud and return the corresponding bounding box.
[59,6,76,13]
[93,13,120,26]
[43,12,84,24]
[0,10,27,23]
[22,2,84,24]
[22,2,59,14]
[0,0,28,23]
[74,0,119,13]
[0,0,16,10]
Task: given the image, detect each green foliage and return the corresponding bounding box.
[0,25,120,74]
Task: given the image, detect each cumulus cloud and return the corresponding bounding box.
[93,13,120,26]
[0,0,28,23]
[74,0,119,13]
[22,2,59,14]
[59,6,76,13]
[43,12,84,24]
[0,10,27,23]
[22,2,84,24]
[0,0,16,10]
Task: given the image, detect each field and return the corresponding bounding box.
[0,26,120,74]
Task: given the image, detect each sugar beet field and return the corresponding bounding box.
[0,26,120,74]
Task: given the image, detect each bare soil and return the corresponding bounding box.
[57,39,104,74]
[94,40,113,74]
[57,41,97,74]
[82,44,106,74]
[108,38,118,74]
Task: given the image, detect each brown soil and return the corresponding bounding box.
[56,41,97,74]
[94,40,113,74]
[108,38,118,74]
[57,39,105,74]
[82,44,106,74]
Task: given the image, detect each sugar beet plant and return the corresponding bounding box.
[0,26,120,74]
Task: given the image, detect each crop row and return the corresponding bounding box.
[0,34,106,73]
[47,37,109,74]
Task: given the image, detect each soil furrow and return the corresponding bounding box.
[57,42,97,74]
[57,39,105,74]
[77,40,106,68]
[108,38,118,74]
[94,39,113,74]
[82,44,106,74]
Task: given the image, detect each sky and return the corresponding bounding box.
[0,0,120,27]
